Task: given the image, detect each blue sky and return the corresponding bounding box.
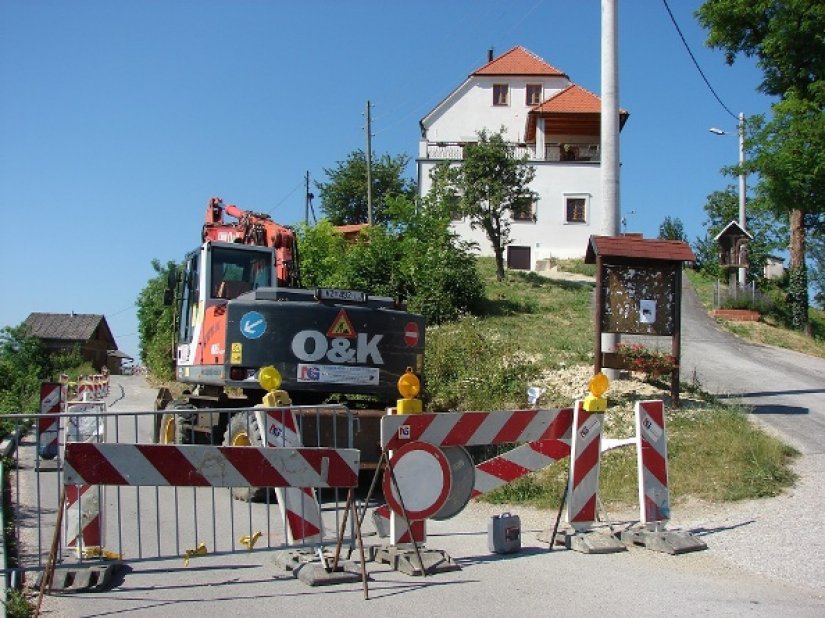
[0,1,773,361]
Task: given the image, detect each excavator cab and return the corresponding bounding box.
[210,245,272,299]
[174,241,275,381]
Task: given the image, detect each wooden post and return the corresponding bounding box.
[671,266,682,407]
[594,256,604,376]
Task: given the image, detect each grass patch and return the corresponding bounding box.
[480,401,798,510]
[472,258,595,369]
[685,269,825,358]
[4,588,33,618]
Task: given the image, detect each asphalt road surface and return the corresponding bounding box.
[37,283,825,617]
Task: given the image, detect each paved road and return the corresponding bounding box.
[678,279,825,455]
[37,286,825,616]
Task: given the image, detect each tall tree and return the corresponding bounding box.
[433,129,536,281]
[697,0,825,331]
[658,216,687,242]
[136,259,177,380]
[316,150,416,225]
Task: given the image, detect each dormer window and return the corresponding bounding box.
[526,84,542,106]
[493,84,509,106]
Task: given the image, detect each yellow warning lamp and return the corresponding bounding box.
[582,372,609,413]
[396,367,422,415]
[259,365,292,407]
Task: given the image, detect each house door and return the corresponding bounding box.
[507,246,531,270]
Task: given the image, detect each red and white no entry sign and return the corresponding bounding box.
[403,322,419,347]
[384,441,451,520]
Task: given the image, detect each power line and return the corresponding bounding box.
[661,0,738,121]
[269,179,305,216]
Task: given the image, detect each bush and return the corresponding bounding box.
[296,196,485,325]
[425,315,539,411]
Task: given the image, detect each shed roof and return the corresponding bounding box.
[585,235,696,264]
[714,220,753,241]
[23,313,115,344]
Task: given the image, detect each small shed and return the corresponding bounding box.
[585,235,696,403]
[23,313,119,372]
[715,220,752,269]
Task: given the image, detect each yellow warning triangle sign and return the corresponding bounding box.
[327,309,356,339]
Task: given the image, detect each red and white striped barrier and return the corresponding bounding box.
[471,408,574,497]
[635,400,670,524]
[76,378,93,402]
[38,382,62,460]
[378,408,578,545]
[261,408,325,543]
[381,408,572,451]
[63,401,106,554]
[567,401,603,530]
[64,444,360,489]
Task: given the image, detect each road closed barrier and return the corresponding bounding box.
[377,406,608,549]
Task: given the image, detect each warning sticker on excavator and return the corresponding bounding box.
[230,343,242,364]
[327,309,356,339]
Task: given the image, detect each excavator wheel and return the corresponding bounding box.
[223,412,274,503]
[155,401,197,445]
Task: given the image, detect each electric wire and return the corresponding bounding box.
[661,0,738,121]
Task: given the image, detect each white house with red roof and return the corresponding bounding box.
[417,46,628,269]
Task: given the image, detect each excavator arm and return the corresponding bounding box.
[202,197,299,287]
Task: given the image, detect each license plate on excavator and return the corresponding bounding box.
[316,288,367,303]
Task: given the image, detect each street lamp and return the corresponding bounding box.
[710,112,746,287]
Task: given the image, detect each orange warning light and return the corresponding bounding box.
[583,372,608,413]
[396,368,422,414]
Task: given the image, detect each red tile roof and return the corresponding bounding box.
[473,46,567,77]
[585,236,696,264]
[534,84,600,113]
[533,84,630,118]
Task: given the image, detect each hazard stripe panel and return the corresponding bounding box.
[381,408,574,449]
[636,400,671,524]
[64,443,360,489]
[567,402,602,528]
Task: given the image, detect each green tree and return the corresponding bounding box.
[0,325,51,412]
[316,150,416,225]
[658,216,687,242]
[0,325,91,414]
[296,194,483,324]
[434,129,536,281]
[136,259,177,380]
[697,0,825,103]
[697,0,825,331]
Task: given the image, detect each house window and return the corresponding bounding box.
[493,84,509,106]
[512,196,536,222]
[446,193,462,221]
[526,84,542,106]
[565,196,588,223]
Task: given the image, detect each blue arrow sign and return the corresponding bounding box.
[239,311,266,340]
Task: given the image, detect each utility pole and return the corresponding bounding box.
[365,100,373,226]
[601,0,620,236]
[304,170,312,226]
[737,112,747,287]
[601,0,621,378]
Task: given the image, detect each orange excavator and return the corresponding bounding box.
[156,197,425,472]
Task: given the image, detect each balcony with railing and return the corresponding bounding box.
[423,141,600,163]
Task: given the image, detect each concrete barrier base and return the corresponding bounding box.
[372,544,460,576]
[273,549,364,586]
[547,529,626,554]
[621,525,707,555]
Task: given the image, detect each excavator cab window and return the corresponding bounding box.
[178,253,199,344]
[210,246,272,299]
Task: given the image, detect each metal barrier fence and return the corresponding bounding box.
[0,404,357,585]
